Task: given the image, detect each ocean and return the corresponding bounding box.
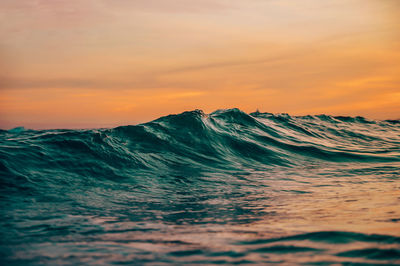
[1,108,399,265]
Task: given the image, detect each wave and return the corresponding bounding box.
[1,109,399,180]
[1,109,399,191]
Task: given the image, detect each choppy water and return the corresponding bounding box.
[1,108,400,265]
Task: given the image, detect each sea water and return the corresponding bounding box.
[1,109,399,265]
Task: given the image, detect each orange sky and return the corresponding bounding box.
[0,0,399,129]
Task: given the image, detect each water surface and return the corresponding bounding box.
[1,109,400,265]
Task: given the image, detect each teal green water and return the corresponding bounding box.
[1,109,400,265]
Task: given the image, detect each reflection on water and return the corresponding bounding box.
[1,109,400,265]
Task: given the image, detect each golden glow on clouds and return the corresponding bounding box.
[0,0,399,128]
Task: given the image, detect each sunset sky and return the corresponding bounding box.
[1,0,399,129]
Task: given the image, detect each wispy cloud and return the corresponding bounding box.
[106,0,234,13]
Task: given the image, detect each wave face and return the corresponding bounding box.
[1,109,400,265]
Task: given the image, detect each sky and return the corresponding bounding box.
[0,0,399,129]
